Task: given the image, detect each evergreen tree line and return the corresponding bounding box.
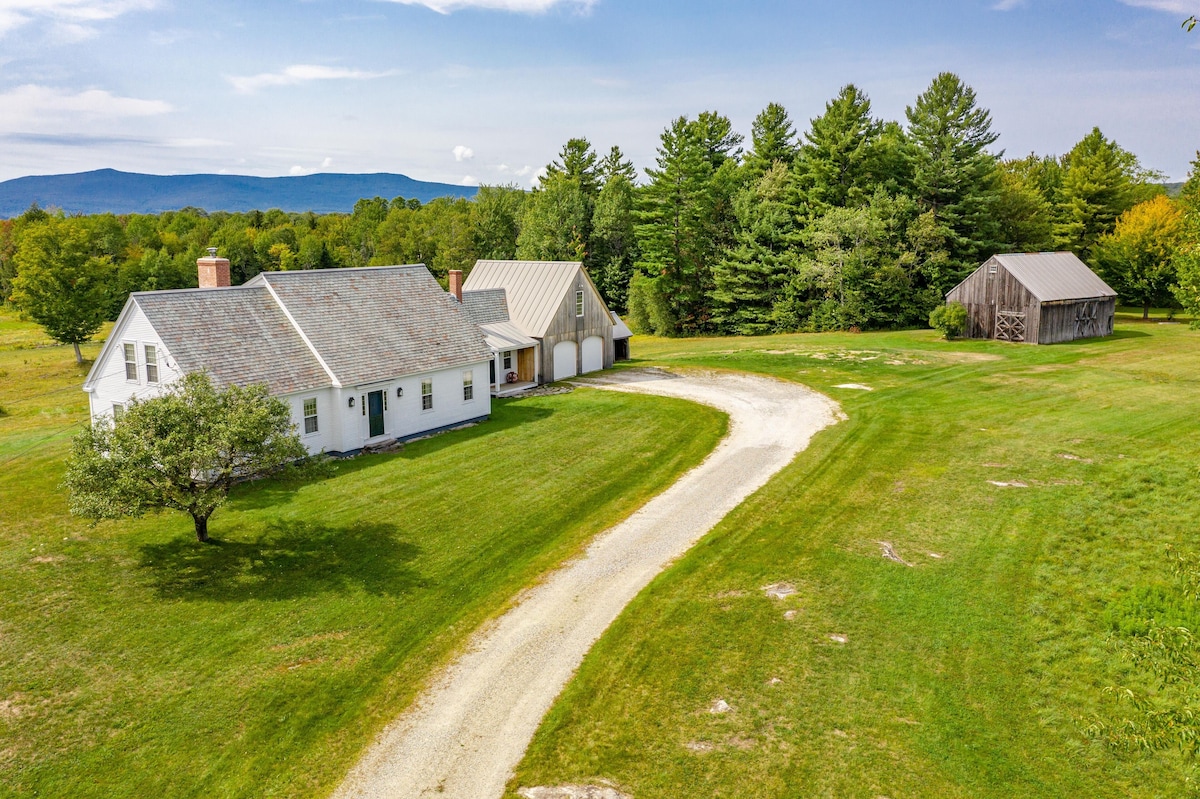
[3,71,1194,343]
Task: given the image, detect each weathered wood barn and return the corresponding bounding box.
[946,252,1118,344]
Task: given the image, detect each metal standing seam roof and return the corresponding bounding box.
[462,260,583,339]
[134,286,330,395]
[249,265,492,387]
[478,321,539,351]
[991,253,1117,303]
[611,312,632,340]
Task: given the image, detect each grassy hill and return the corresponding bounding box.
[509,315,1200,798]
[0,169,479,217]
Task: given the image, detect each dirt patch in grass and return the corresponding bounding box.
[762,582,797,599]
[518,785,631,799]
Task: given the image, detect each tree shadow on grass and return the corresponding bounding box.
[138,520,424,601]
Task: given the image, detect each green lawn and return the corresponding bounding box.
[0,311,726,799]
[509,320,1200,797]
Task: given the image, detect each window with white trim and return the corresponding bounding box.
[575,290,584,317]
[463,371,474,401]
[303,397,318,434]
[112,403,125,420]
[123,343,137,381]
[503,351,512,370]
[421,379,433,410]
[144,345,158,384]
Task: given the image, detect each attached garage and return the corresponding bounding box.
[581,336,604,374]
[553,340,578,380]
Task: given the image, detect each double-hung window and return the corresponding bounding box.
[421,379,433,411]
[303,398,319,434]
[462,371,474,401]
[575,290,584,317]
[112,403,125,420]
[123,343,138,381]
[144,345,158,384]
[503,351,512,370]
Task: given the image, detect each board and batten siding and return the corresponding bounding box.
[947,259,1041,343]
[1035,298,1116,345]
[539,270,614,383]
[86,304,185,420]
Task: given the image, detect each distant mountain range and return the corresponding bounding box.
[0,169,479,217]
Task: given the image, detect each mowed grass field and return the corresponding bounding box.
[0,310,726,799]
[510,315,1200,798]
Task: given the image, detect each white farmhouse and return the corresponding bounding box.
[83,253,493,455]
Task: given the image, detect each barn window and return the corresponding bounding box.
[303,397,319,435]
[144,345,158,384]
[421,379,433,411]
[575,290,584,317]
[463,371,474,401]
[123,343,137,381]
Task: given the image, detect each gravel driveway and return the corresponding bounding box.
[332,369,842,799]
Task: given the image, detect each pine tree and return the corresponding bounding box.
[598,146,637,185]
[904,72,1002,283]
[1055,127,1162,260]
[590,173,637,312]
[797,85,886,212]
[710,163,802,335]
[636,113,741,334]
[544,138,600,200]
[742,103,799,179]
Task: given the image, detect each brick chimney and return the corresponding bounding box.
[448,269,463,302]
[197,247,231,289]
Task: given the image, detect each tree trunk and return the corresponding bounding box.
[73,341,83,365]
[194,514,210,543]
[1143,302,1151,321]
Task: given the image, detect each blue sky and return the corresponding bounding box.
[0,0,1197,185]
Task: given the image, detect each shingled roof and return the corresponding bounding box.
[248,266,491,387]
[988,253,1117,303]
[460,288,511,326]
[91,264,492,396]
[463,260,582,338]
[134,286,329,395]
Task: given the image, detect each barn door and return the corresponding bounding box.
[995,310,1026,342]
[1074,301,1098,338]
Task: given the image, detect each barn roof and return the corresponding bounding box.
[134,286,330,395]
[990,253,1117,302]
[248,266,491,387]
[611,312,632,340]
[463,260,583,338]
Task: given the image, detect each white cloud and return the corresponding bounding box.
[228,64,398,94]
[531,165,548,187]
[0,0,156,37]
[991,0,1026,10]
[1119,0,1200,12]
[461,175,478,185]
[378,0,594,15]
[0,84,171,129]
[289,165,310,176]
[453,144,474,161]
[322,156,334,168]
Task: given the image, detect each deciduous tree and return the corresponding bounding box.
[64,372,311,542]
[1095,195,1184,319]
[9,217,112,364]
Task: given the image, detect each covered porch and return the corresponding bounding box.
[478,320,540,396]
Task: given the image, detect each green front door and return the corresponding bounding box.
[368,390,385,438]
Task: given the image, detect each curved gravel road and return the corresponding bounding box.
[332,369,842,799]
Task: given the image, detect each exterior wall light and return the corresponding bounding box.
[348,396,355,408]
[396,387,404,398]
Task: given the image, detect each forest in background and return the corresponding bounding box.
[4,71,1200,341]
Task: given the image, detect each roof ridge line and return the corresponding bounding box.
[259,279,343,387]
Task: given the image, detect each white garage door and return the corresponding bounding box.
[581,336,604,374]
[553,341,577,380]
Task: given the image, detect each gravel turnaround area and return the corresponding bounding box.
[332,369,842,799]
